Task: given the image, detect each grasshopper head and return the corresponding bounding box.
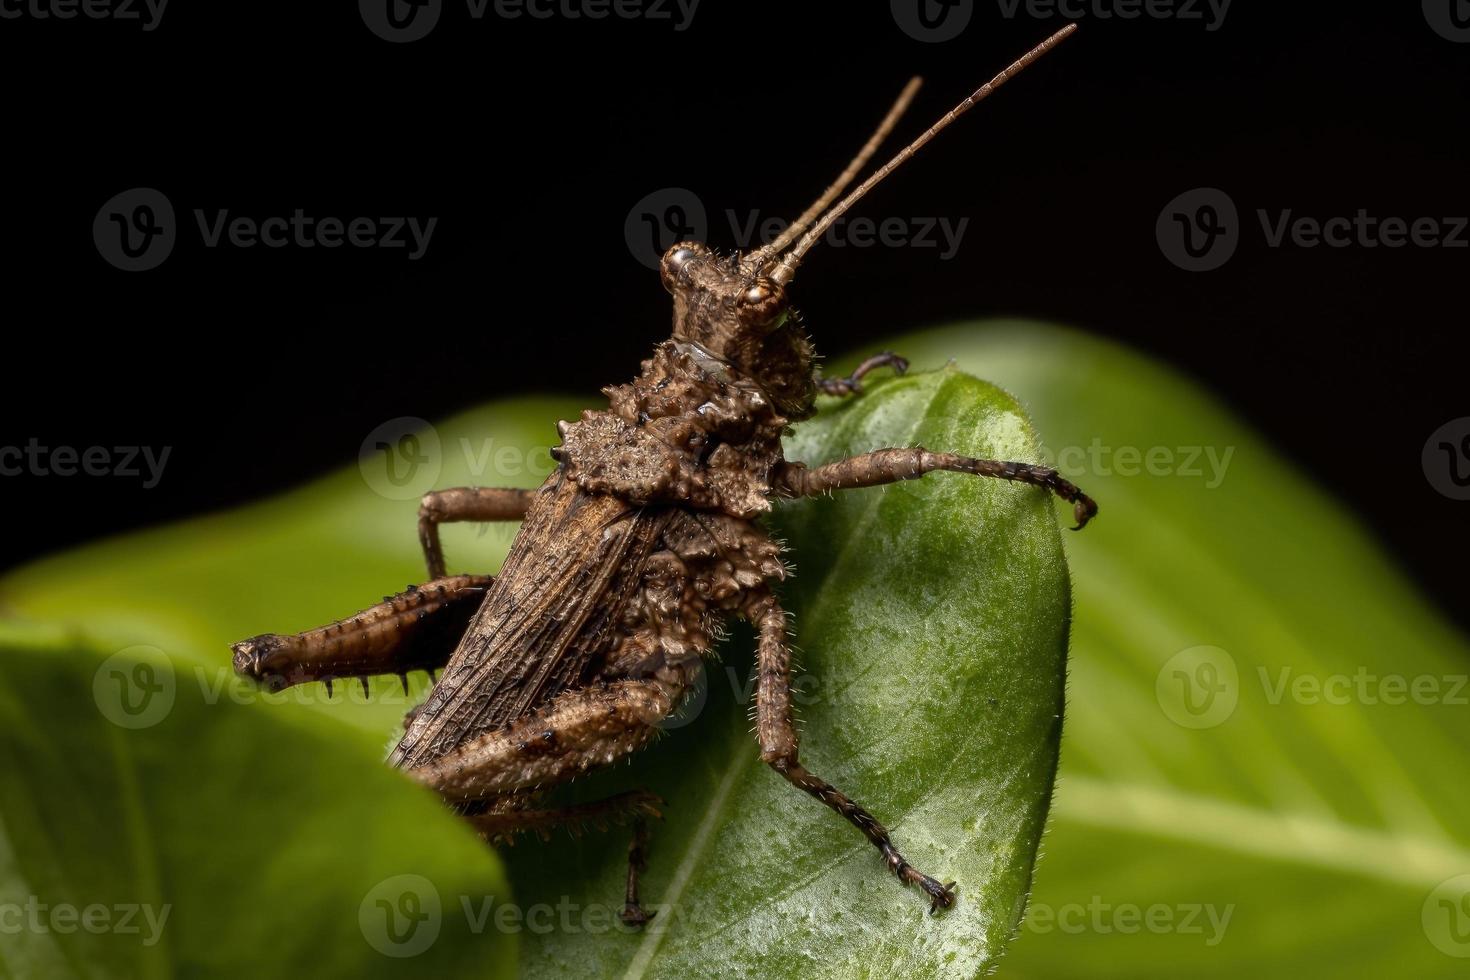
[661,241,789,348]
[659,240,817,419]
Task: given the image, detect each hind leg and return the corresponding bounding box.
[405,678,679,800]
[231,574,492,697]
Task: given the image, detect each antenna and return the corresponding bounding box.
[769,23,1078,285]
[744,76,923,270]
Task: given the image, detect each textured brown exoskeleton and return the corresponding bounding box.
[231,24,1093,924]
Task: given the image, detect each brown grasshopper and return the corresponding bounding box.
[231,23,1093,924]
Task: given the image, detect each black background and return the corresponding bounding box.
[2,2,1466,628]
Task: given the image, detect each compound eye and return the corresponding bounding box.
[737,277,787,327]
[660,241,704,293]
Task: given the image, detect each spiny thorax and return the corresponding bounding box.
[556,343,791,519]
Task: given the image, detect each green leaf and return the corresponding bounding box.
[0,370,1070,978]
[0,624,516,978]
[825,322,1470,977]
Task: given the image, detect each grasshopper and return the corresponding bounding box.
[231,23,1093,924]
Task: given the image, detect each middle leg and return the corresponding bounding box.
[467,790,665,927]
[621,816,656,926]
[467,789,663,843]
[745,590,956,912]
[419,486,538,579]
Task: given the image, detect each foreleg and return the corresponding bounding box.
[778,448,1098,529]
[816,351,908,397]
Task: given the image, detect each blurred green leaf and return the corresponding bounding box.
[0,367,1069,977]
[0,624,515,979]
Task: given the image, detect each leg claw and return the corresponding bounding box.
[621,905,656,927]
[926,880,958,914]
